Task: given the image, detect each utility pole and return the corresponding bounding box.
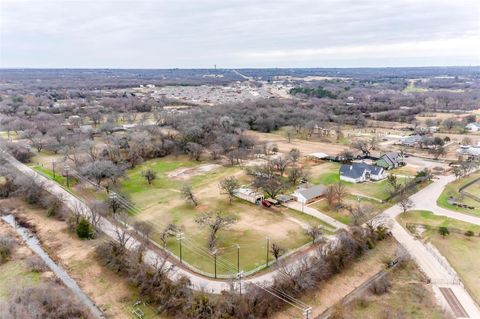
[236,244,240,274]
[266,237,270,266]
[212,249,218,279]
[177,232,184,264]
[52,160,56,179]
[236,271,244,295]
[303,307,312,319]
[64,164,70,187]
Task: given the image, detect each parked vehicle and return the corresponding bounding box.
[261,200,272,208]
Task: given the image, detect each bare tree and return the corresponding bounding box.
[270,242,285,263]
[142,169,157,185]
[219,176,239,204]
[252,174,284,199]
[195,211,237,250]
[114,226,132,251]
[88,200,106,233]
[398,191,414,213]
[351,139,373,157]
[181,184,198,206]
[159,223,179,247]
[325,183,347,208]
[386,174,401,196]
[288,148,301,164]
[287,166,308,185]
[306,225,324,244]
[270,156,290,177]
[346,204,373,226]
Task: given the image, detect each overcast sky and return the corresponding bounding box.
[1,0,479,68]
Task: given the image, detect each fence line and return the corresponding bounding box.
[19,154,318,279]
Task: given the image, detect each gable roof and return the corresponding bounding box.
[309,152,329,159]
[466,122,480,129]
[294,184,327,201]
[377,152,403,167]
[340,163,383,179]
[401,134,422,145]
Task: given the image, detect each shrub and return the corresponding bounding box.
[464,230,474,237]
[4,142,34,163]
[76,218,94,239]
[438,226,450,238]
[1,283,89,318]
[370,275,391,295]
[25,256,47,272]
[0,235,16,264]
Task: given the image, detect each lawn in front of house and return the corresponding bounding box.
[397,210,480,304]
[308,161,413,202]
[437,171,480,217]
[311,195,389,225]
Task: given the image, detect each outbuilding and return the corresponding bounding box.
[233,187,264,204]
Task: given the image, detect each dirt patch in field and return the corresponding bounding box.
[246,130,349,157]
[168,163,221,180]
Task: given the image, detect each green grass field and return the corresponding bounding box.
[397,210,480,304]
[120,157,322,276]
[31,165,77,187]
[437,171,480,217]
[311,195,388,225]
[0,260,42,301]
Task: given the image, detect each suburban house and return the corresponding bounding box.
[292,184,327,204]
[457,145,480,160]
[400,134,423,146]
[375,152,405,170]
[340,163,386,183]
[466,122,480,132]
[233,187,264,204]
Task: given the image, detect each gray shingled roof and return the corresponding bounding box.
[379,152,402,167]
[340,163,383,179]
[296,185,327,201]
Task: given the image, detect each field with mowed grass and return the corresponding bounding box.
[397,210,480,304]
[311,195,389,225]
[120,156,328,276]
[437,171,480,217]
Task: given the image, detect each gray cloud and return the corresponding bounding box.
[1,0,479,68]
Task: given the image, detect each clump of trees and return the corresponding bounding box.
[0,283,90,319]
[94,223,388,319]
[289,86,337,99]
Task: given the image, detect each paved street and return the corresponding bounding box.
[2,148,479,317]
[285,201,348,230]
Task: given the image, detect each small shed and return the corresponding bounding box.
[308,152,329,161]
[233,187,264,204]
